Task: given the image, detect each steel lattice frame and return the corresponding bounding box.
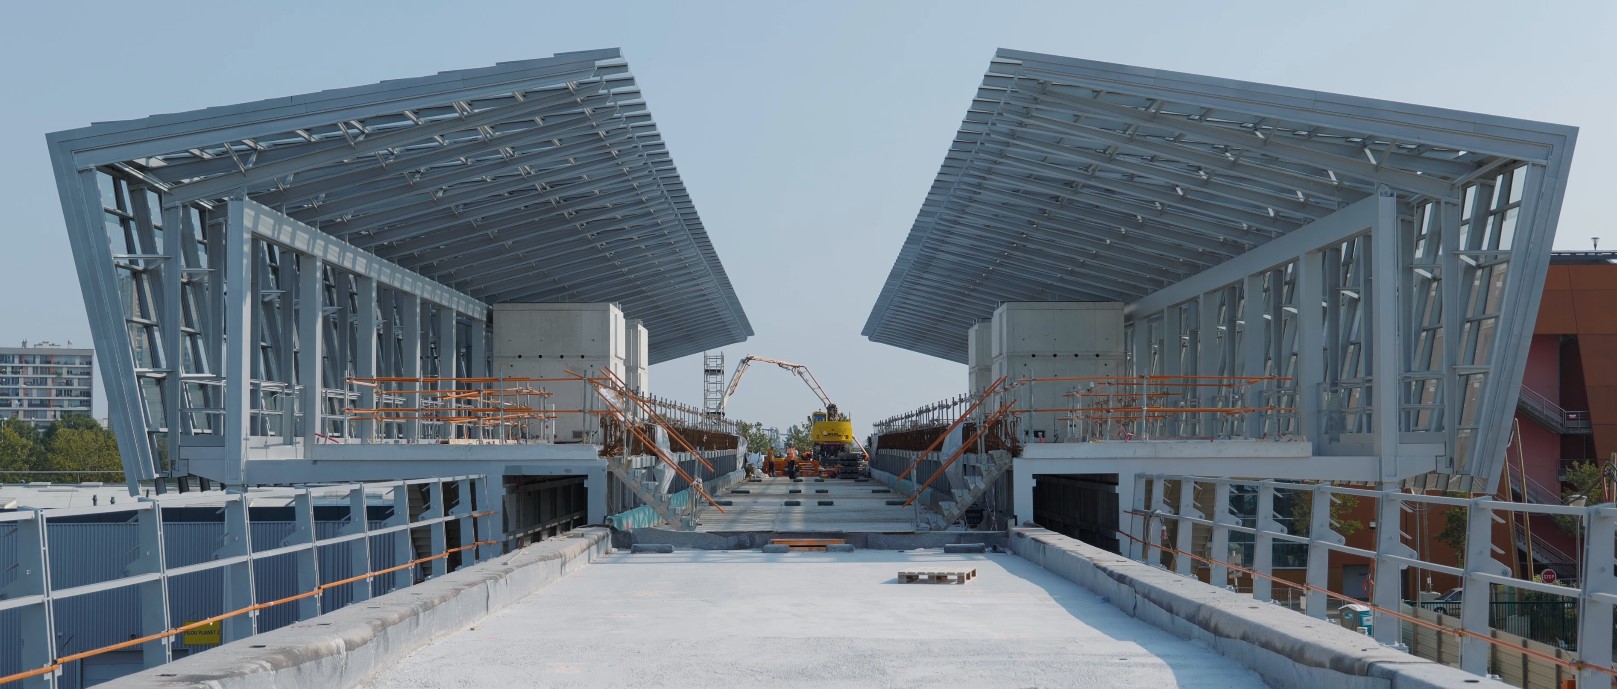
[47,49,751,490]
[864,50,1577,488]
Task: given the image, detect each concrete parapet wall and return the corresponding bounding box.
[105,528,611,689]
[1009,527,1511,689]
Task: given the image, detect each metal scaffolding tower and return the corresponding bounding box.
[703,352,726,418]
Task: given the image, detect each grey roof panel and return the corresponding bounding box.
[49,49,750,364]
[864,49,1576,363]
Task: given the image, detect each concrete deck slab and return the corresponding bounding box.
[361,550,1267,688]
[694,476,920,532]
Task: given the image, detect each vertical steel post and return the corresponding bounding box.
[1372,490,1413,646]
[133,502,173,667]
[1295,251,1324,442]
[450,479,474,571]
[1175,478,1199,577]
[298,254,324,448]
[437,305,457,440]
[1123,473,1146,560]
[1145,476,1169,567]
[1210,480,1232,589]
[1242,273,1267,438]
[388,482,414,591]
[9,511,56,689]
[289,489,321,620]
[475,475,504,561]
[427,481,448,578]
[1252,482,1277,602]
[1460,498,1508,673]
[1304,486,1341,619]
[344,485,373,603]
[401,295,422,442]
[218,492,258,642]
[1577,505,1616,689]
[1372,187,1402,479]
[223,200,255,485]
[355,276,378,441]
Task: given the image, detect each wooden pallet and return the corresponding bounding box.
[897,569,976,585]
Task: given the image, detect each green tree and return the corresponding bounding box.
[38,417,123,484]
[1554,461,1609,536]
[1287,489,1363,538]
[1435,492,1470,567]
[0,418,43,476]
[42,413,102,446]
[739,422,774,455]
[784,424,813,454]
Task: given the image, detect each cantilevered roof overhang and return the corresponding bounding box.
[864,49,1577,363]
[48,49,750,363]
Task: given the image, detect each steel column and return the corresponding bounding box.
[298,254,324,448]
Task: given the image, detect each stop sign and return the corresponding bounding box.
[1542,569,1558,584]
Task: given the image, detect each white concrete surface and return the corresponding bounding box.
[361,550,1267,689]
[696,476,919,532]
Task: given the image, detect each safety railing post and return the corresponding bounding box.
[9,511,55,689]
[1146,476,1169,568]
[449,478,474,571]
[389,482,414,591]
[1304,486,1341,619]
[219,493,258,642]
[1460,498,1507,673]
[427,480,448,578]
[344,484,373,603]
[1175,478,1200,577]
[1577,505,1616,689]
[133,501,173,668]
[1372,490,1412,647]
[475,475,504,562]
[1252,481,1277,602]
[1127,473,1148,560]
[289,489,321,620]
[1210,480,1233,589]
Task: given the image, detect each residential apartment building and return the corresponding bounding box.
[0,341,94,429]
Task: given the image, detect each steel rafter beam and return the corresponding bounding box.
[370,182,662,259]
[343,159,661,245]
[290,128,641,224]
[1019,85,1461,199]
[247,94,640,207]
[161,83,616,206]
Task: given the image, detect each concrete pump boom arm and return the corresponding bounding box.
[720,356,834,414]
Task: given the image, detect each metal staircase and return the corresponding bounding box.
[1517,385,1592,435]
[606,456,680,526]
[938,450,1013,524]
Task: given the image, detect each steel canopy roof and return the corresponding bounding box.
[48,49,750,364]
[864,49,1577,363]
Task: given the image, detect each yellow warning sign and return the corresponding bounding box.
[182,621,222,646]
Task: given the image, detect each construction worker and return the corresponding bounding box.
[785,456,799,480]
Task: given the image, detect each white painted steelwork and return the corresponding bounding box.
[865,50,1578,489]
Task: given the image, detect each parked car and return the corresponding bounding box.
[1430,588,1462,616]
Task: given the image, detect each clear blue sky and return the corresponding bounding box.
[0,0,1611,437]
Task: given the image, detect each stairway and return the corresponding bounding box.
[1517,385,1592,435]
[937,450,1013,524]
[607,457,680,526]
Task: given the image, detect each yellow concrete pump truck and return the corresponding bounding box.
[721,356,869,477]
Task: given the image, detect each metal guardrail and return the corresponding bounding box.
[0,475,499,688]
[1123,475,1617,687]
[1517,385,1592,435]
